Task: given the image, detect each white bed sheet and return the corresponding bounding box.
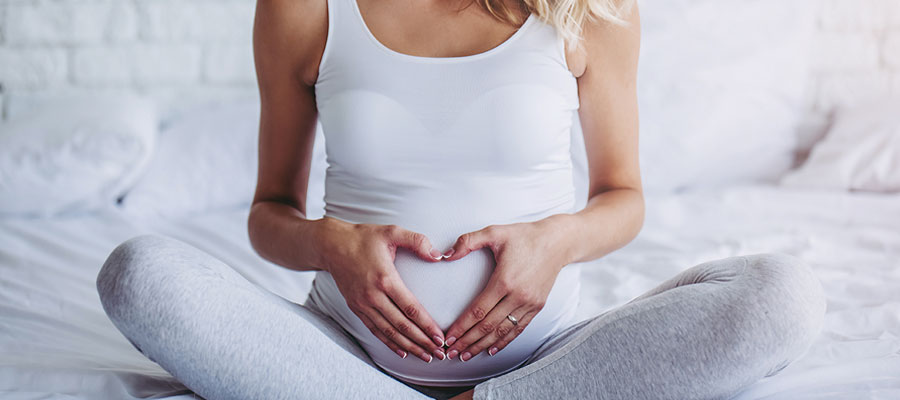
[1,183,898,399]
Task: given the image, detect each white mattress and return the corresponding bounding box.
[1,183,898,399]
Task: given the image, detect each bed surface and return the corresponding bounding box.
[1,183,898,399]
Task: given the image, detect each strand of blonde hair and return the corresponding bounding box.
[473,0,636,51]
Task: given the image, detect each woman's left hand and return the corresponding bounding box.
[441,217,571,362]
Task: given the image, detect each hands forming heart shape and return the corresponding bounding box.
[317,216,570,363]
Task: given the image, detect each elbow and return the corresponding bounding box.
[624,186,645,242]
[246,201,265,256]
[633,194,645,239]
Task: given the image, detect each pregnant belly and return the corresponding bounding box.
[309,224,582,387]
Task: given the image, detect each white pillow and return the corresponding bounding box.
[779,98,900,193]
[618,0,816,194]
[117,98,328,218]
[0,94,157,217]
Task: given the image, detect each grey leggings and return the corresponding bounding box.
[96,234,826,400]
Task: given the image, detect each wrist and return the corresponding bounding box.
[306,217,336,272]
[308,216,353,273]
[535,213,580,268]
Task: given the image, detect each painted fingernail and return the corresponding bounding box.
[397,349,407,359]
[433,348,446,360]
[443,248,455,258]
[422,352,433,363]
[489,347,498,356]
[447,349,459,359]
[432,335,444,347]
[446,336,457,346]
[460,352,472,362]
[430,248,442,260]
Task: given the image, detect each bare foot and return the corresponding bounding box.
[448,389,474,400]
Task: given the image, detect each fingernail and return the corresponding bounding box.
[433,348,446,360]
[442,248,455,258]
[430,248,442,260]
[460,352,472,362]
[446,336,456,346]
[447,349,459,359]
[432,335,444,347]
[397,349,407,359]
[423,353,433,363]
[489,347,498,356]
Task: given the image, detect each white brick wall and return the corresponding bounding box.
[0,0,258,120]
[72,44,202,86]
[0,0,898,124]
[811,0,900,111]
[4,1,137,45]
[0,48,67,88]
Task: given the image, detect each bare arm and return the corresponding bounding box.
[549,2,644,265]
[247,0,329,271]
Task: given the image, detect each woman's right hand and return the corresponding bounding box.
[313,216,448,362]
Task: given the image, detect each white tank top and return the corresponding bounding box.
[309,0,582,387]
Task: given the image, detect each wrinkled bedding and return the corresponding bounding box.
[1,183,898,399]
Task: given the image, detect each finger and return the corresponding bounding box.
[443,275,507,349]
[373,290,446,360]
[466,305,531,358]
[365,304,434,363]
[382,276,447,348]
[386,225,443,262]
[485,307,535,356]
[443,225,502,262]
[447,296,519,362]
[350,308,408,360]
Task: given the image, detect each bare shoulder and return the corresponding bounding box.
[253,0,329,87]
[565,1,640,79]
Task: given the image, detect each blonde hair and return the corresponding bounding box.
[474,0,637,51]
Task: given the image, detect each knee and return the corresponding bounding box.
[740,252,827,346]
[96,234,181,322]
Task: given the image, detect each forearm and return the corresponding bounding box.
[539,187,645,265]
[247,201,328,272]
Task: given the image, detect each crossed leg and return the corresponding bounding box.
[469,253,827,400]
[96,234,436,400]
[97,234,825,400]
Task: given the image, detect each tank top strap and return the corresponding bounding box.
[320,0,366,57]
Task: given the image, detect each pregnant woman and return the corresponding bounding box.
[96,0,827,398]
